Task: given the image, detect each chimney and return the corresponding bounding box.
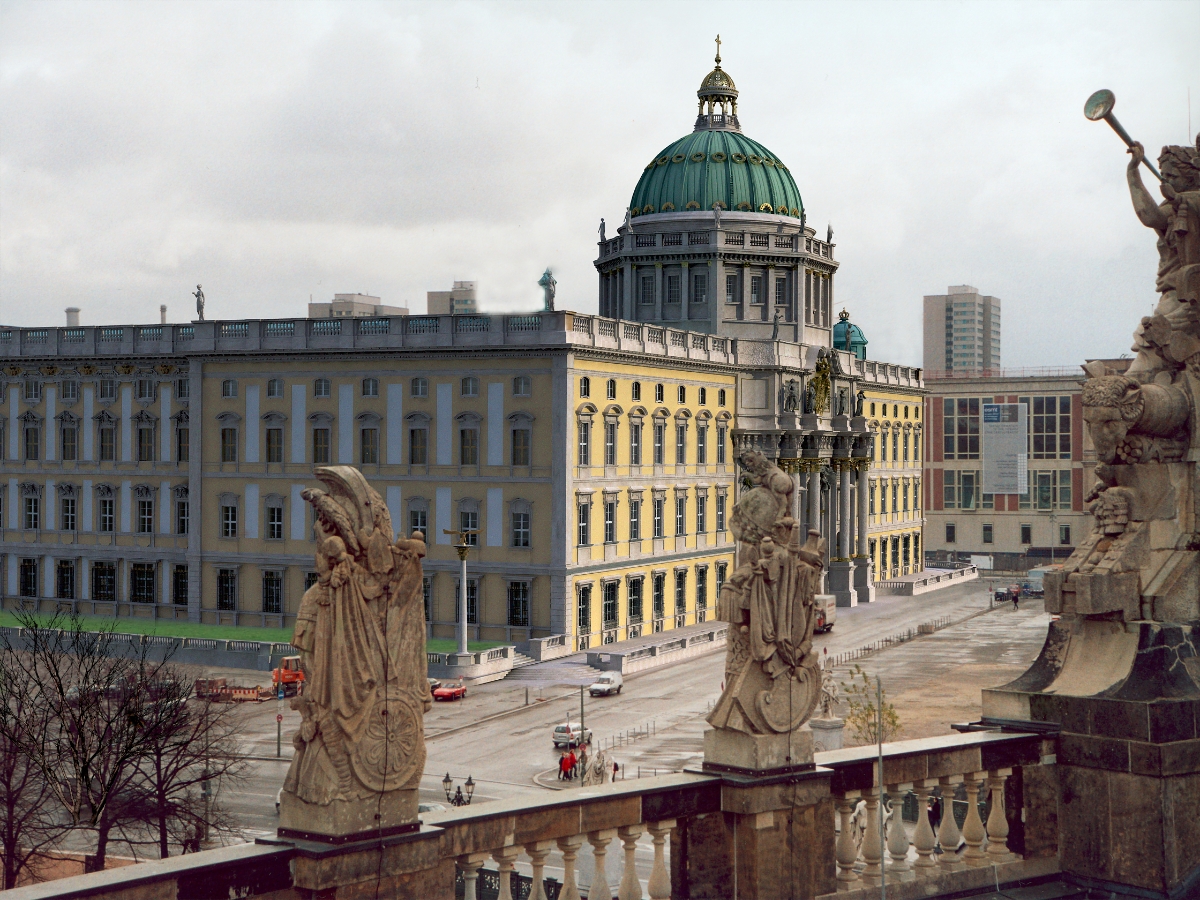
[160,305,167,325]
[65,307,80,327]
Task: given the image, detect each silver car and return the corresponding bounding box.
[551,722,592,748]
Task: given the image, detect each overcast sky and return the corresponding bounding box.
[1,1,1197,367]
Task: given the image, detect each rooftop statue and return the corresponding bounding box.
[538,268,557,312]
[707,450,825,765]
[193,284,205,322]
[278,466,430,840]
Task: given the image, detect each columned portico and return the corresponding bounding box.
[827,458,855,608]
[853,460,875,603]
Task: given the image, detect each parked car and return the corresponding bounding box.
[418,802,447,813]
[427,678,442,691]
[551,722,592,748]
[589,673,623,697]
[432,680,467,701]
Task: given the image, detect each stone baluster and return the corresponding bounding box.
[885,785,912,879]
[834,791,862,886]
[457,852,490,900]
[617,824,645,900]
[860,788,883,886]
[646,819,675,900]
[588,829,617,900]
[557,835,585,900]
[525,842,554,900]
[961,772,989,866]
[911,781,938,870]
[937,775,963,869]
[985,768,1014,860]
[493,844,520,900]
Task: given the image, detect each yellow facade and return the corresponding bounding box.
[862,389,925,578]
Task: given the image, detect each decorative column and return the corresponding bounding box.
[525,841,554,900]
[493,844,520,900]
[853,461,876,603]
[860,787,883,886]
[838,463,851,558]
[654,263,663,322]
[556,834,585,900]
[617,824,645,900]
[985,768,1014,860]
[827,459,856,607]
[806,462,821,541]
[911,781,938,869]
[961,772,989,866]
[885,785,912,879]
[937,775,963,870]
[587,829,616,900]
[834,792,862,886]
[645,820,675,900]
[457,853,490,900]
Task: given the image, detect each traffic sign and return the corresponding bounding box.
[277,714,284,722]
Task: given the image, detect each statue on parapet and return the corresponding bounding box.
[538,268,557,312]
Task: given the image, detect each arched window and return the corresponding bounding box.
[314,378,331,399]
[677,385,687,404]
[267,378,283,399]
[606,379,617,400]
[362,377,379,398]
[698,387,707,406]
[718,388,726,407]
[631,382,642,402]
[221,379,237,399]
[579,376,591,399]
[655,383,664,403]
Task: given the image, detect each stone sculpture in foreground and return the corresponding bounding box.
[705,449,826,773]
[278,466,431,841]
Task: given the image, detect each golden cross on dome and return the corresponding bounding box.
[714,34,722,64]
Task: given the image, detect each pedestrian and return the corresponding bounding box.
[557,752,567,781]
[613,760,620,781]
[1012,590,1020,610]
[566,749,577,781]
[929,794,943,852]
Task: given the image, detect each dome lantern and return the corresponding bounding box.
[833,309,868,360]
[695,35,740,133]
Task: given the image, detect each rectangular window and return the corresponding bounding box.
[100,427,116,461]
[1026,395,1073,460]
[630,423,642,465]
[262,571,283,614]
[605,423,617,466]
[361,427,379,464]
[717,426,727,464]
[61,497,77,531]
[24,497,39,530]
[629,578,644,623]
[696,426,707,464]
[697,496,707,533]
[640,275,654,305]
[221,503,237,538]
[176,427,189,462]
[653,498,664,538]
[19,559,37,598]
[982,523,994,544]
[513,375,531,397]
[602,581,619,628]
[422,576,431,621]
[312,428,330,464]
[24,427,39,461]
[726,274,738,304]
[869,482,876,515]
[717,562,727,597]
[943,470,981,510]
[577,584,591,634]
[460,511,479,546]
[131,563,155,603]
[138,427,154,462]
[409,428,428,464]
[696,567,708,613]
[750,276,762,304]
[902,481,909,513]
[217,569,238,610]
[92,562,116,602]
[267,505,284,540]
[666,275,681,304]
[410,508,428,536]
[411,377,428,397]
[62,426,78,461]
[692,273,707,303]
[577,422,590,466]
[1060,524,1071,545]
[512,511,531,547]
[459,428,478,465]
[512,428,531,466]
[653,574,665,620]
[137,499,153,533]
[176,499,189,535]
[775,277,786,307]
[61,380,79,401]
[675,425,686,465]
[943,397,981,459]
[675,496,686,535]
[653,423,664,465]
[946,523,956,544]
[604,501,616,543]
[56,560,75,600]
[173,565,188,605]
[99,497,114,532]
[456,579,478,624]
[507,581,530,627]
[221,428,238,462]
[1020,523,1032,545]
[674,571,687,613]
[716,493,726,532]
[266,428,283,463]
[577,503,591,546]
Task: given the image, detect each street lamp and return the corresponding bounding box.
[443,528,476,657]
[442,772,475,807]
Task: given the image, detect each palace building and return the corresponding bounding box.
[0,48,924,641]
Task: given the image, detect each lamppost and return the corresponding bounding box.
[444,528,476,659]
[442,772,475,807]
[1048,513,1057,566]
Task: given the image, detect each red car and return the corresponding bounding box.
[433,681,467,701]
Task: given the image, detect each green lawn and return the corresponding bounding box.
[0,611,503,651]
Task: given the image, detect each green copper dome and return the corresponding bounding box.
[630,130,804,219]
[629,45,804,220]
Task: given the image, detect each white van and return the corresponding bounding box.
[589,672,623,696]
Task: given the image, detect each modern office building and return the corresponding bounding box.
[923,285,1001,376]
[426,282,478,316]
[307,293,407,319]
[922,367,1109,573]
[0,49,925,638]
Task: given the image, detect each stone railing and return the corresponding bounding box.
[585,624,728,675]
[427,644,516,684]
[875,566,978,596]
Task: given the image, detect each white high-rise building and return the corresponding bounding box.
[923,285,1001,375]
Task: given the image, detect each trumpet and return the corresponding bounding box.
[1084,89,1163,182]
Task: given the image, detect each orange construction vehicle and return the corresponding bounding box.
[272,656,305,697]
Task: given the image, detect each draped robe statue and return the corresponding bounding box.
[278,466,431,839]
